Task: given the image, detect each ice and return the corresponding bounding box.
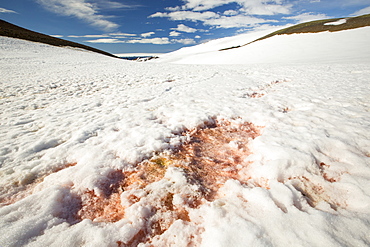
[1,30,370,246]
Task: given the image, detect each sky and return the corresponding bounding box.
[1,0,370,55]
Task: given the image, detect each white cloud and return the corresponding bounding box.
[240,3,291,16]
[171,24,197,33]
[68,34,109,38]
[224,10,238,16]
[351,6,370,16]
[284,12,329,23]
[86,38,124,43]
[0,7,17,13]
[195,35,201,38]
[151,10,272,29]
[150,0,291,29]
[173,38,196,45]
[170,0,292,15]
[127,37,171,44]
[166,6,181,11]
[141,32,155,38]
[51,35,64,38]
[181,0,235,11]
[205,14,272,28]
[109,32,137,37]
[93,0,138,10]
[150,11,218,22]
[169,31,181,36]
[85,36,173,45]
[36,0,129,31]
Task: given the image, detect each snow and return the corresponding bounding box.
[1,27,370,247]
[324,19,347,26]
[155,26,370,64]
[157,26,289,62]
[115,53,164,58]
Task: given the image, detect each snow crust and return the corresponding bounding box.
[1,34,370,246]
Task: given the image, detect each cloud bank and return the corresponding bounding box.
[150,0,293,29]
[171,24,197,33]
[36,0,133,31]
[84,34,197,45]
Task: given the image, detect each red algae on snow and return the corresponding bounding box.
[0,162,77,206]
[0,117,354,246]
[74,120,260,224]
[8,118,350,243]
[170,119,261,200]
[77,170,126,222]
[286,161,349,211]
[288,175,348,210]
[120,119,261,200]
[74,119,263,244]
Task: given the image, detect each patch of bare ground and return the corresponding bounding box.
[0,162,77,206]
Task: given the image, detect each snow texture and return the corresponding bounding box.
[0,26,370,247]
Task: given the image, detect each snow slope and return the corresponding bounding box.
[155,26,290,61]
[156,26,370,64]
[0,36,370,247]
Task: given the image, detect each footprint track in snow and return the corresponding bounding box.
[242,79,289,98]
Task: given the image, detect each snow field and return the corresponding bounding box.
[156,26,370,64]
[0,36,370,246]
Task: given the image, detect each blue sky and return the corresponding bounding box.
[1,0,370,55]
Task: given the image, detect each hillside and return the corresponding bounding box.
[156,14,370,64]
[0,19,119,58]
[229,13,370,50]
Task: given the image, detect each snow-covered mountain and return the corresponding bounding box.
[156,26,370,64]
[0,20,370,247]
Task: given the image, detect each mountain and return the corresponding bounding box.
[0,19,119,59]
[223,13,370,50]
[156,14,370,64]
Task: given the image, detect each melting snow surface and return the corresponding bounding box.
[0,32,370,247]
